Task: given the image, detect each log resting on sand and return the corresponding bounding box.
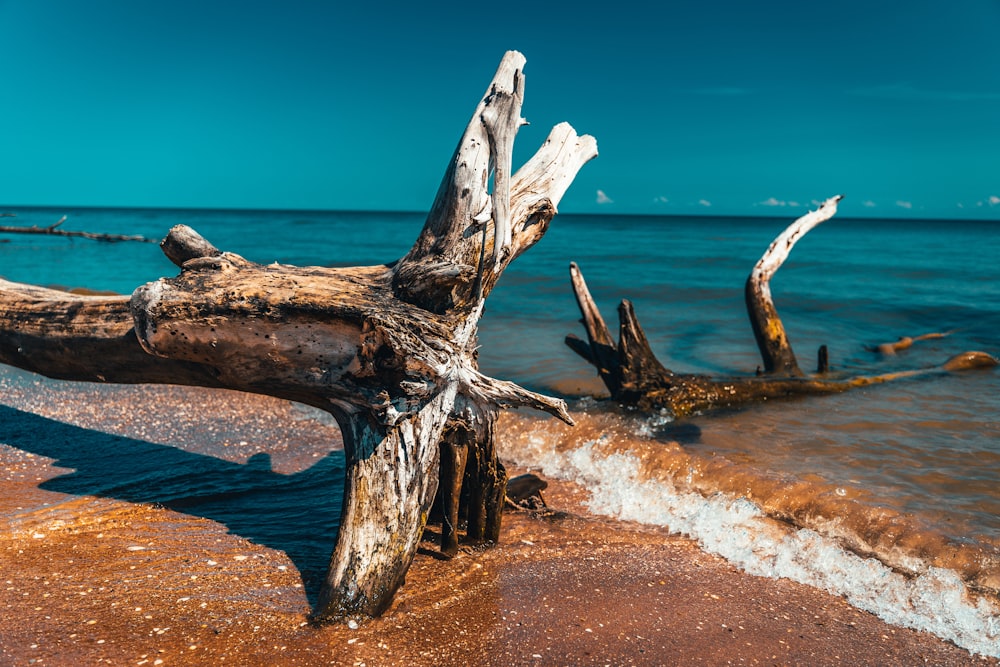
[0,51,597,621]
[566,197,998,417]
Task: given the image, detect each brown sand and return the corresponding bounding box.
[0,382,995,666]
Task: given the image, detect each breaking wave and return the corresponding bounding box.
[498,407,1000,657]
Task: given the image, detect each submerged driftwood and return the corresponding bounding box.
[0,51,596,620]
[566,197,997,416]
[0,215,155,243]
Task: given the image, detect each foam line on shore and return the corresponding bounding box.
[506,434,1000,658]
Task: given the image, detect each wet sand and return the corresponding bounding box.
[0,382,994,665]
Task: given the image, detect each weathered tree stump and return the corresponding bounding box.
[566,197,997,417]
[0,51,597,620]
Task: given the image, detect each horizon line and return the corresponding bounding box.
[2,203,998,224]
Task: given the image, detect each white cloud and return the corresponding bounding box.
[698,199,712,207]
[862,200,877,208]
[758,197,802,208]
[989,195,1000,206]
[653,196,669,204]
[896,200,913,210]
[596,190,613,205]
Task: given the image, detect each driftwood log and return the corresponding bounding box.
[566,196,998,417]
[0,215,155,243]
[0,51,596,620]
[870,331,952,356]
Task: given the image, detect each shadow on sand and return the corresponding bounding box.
[0,404,344,608]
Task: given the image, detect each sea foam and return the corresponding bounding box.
[505,432,1000,658]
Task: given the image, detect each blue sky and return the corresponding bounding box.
[1,1,998,218]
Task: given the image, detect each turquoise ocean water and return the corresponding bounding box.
[2,206,999,654]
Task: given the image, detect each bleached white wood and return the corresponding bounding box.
[745,195,842,375]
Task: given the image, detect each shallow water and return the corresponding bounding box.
[1,206,998,654]
[496,407,1000,656]
[0,368,345,600]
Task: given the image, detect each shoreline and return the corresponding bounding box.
[0,381,996,664]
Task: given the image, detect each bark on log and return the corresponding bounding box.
[0,51,596,621]
[566,199,998,417]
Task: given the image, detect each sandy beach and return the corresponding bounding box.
[0,382,995,666]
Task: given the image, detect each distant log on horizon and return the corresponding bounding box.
[0,215,155,243]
